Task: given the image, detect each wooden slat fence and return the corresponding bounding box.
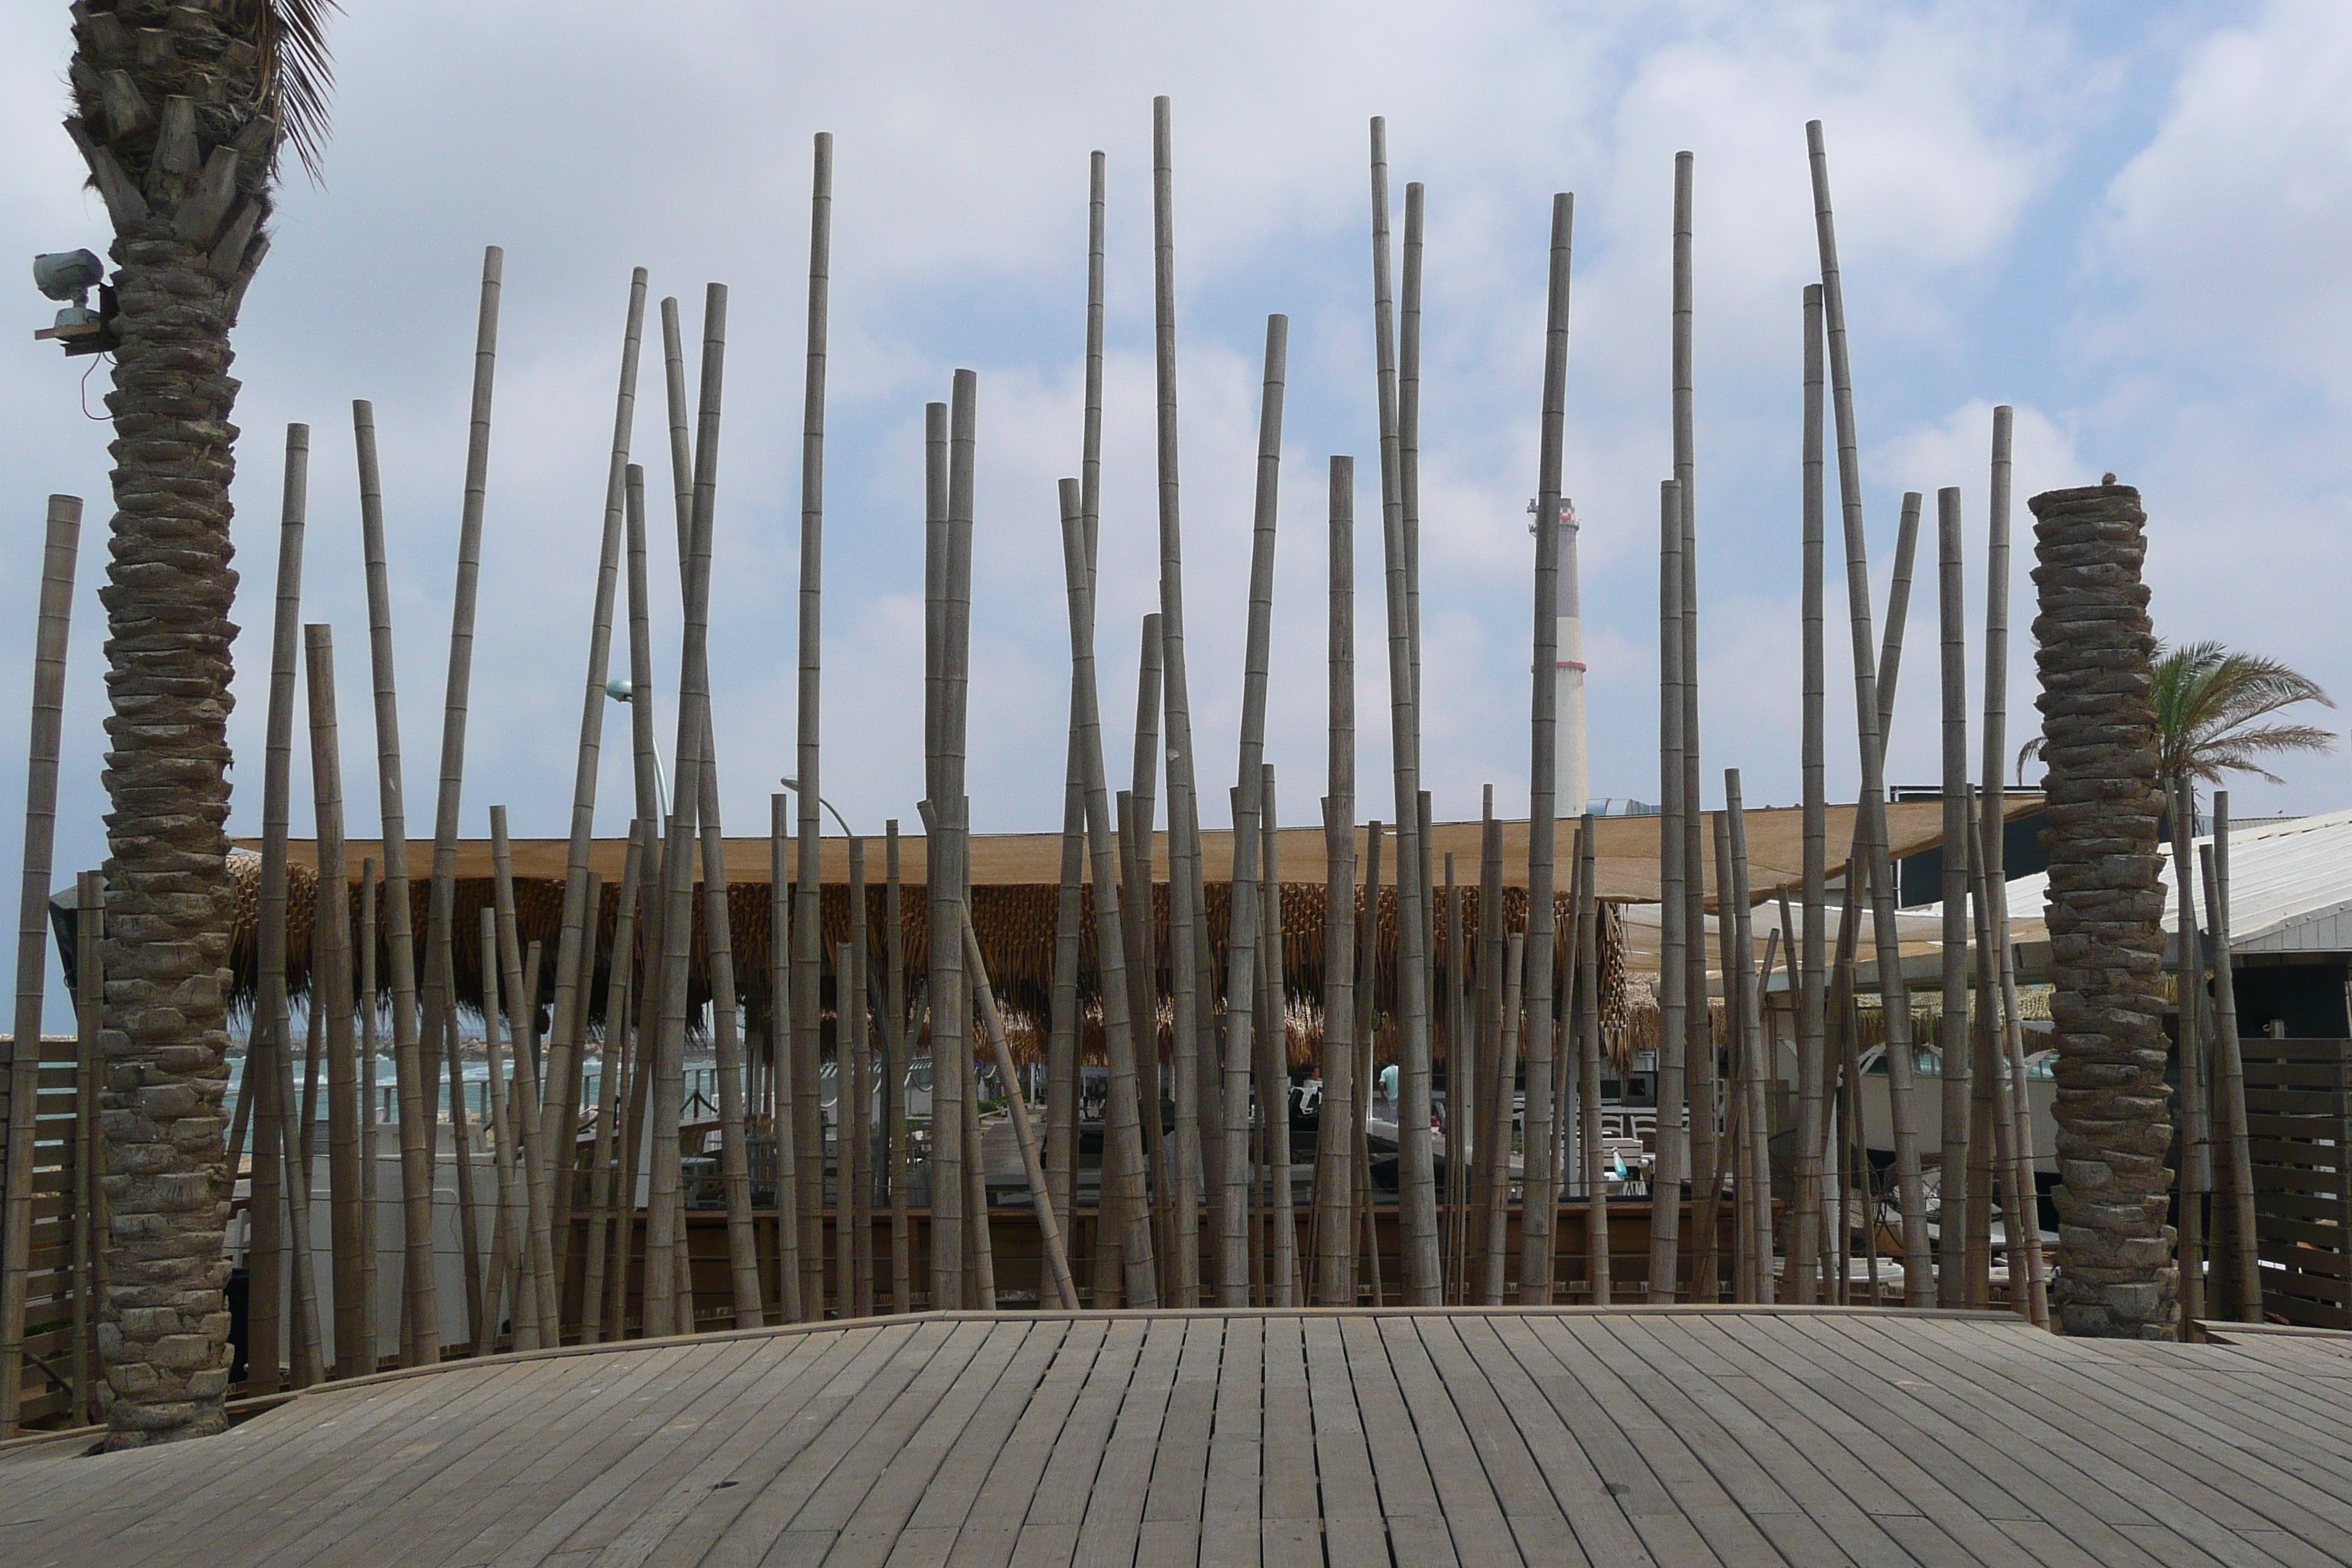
[2242,1034,2352,1330]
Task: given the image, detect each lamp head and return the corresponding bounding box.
[34,249,103,305]
[604,676,633,703]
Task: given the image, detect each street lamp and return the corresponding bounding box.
[603,677,668,818]
[778,777,853,838]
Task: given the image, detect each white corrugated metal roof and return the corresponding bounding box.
[1998,806,2352,955]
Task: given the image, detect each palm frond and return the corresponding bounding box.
[232,0,340,182]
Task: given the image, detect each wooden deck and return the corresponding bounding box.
[4,1307,2350,1567]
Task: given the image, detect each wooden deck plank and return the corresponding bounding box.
[1365,1319,1522,1568]
[1521,1314,1783,1564]
[1301,1313,1390,1568]
[1447,1315,1648,1564]
[516,1327,896,1568]
[1198,1314,1262,1568]
[1019,1318,1145,1531]
[690,1324,963,1563]
[942,1319,1111,1567]
[1072,1316,1186,1563]
[1620,1315,1914,1568]
[1668,1315,2012,1567]
[18,1306,2352,1567]
[1841,1315,2345,1566]
[804,1323,1049,1568]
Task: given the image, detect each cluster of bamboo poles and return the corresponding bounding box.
[12,109,2290,1422]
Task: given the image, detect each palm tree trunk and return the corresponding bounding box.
[2031,480,2176,1338]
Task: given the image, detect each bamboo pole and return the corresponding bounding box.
[794,134,834,1323]
[1058,476,1159,1304]
[423,247,505,1351]
[1,495,79,1434]
[355,865,379,1368]
[249,426,313,1393]
[72,872,105,1421]
[1962,787,2028,1318]
[2169,774,2209,1320]
[1482,921,1524,1305]
[1808,124,1931,1305]
[2204,796,2261,1319]
[1400,179,1425,720]
[846,840,870,1317]
[1576,818,1610,1303]
[582,827,644,1343]
[1978,407,2048,1326]
[1707,809,1739,1299]
[351,406,439,1366]
[1260,766,1298,1305]
[540,271,646,1326]
[832,941,853,1316]
[942,370,990,1304]
[1471,799,1504,1303]
[885,822,909,1315]
[1441,856,1463,1304]
[1652,478,1686,1302]
[1356,823,1385,1305]
[1219,314,1289,1303]
[1936,487,1973,1306]
[1126,619,1170,1281]
[1726,772,1772,1304]
[1672,152,1719,1312]
[766,799,802,1323]
[1315,456,1359,1305]
[303,627,366,1376]
[487,813,548,1346]
[472,911,518,1348]
[1519,190,1573,1303]
[924,385,957,1310]
[1793,284,1828,1307]
[1148,101,1213,1308]
[699,745,761,1330]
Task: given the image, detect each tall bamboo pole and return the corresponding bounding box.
[71,872,103,1421]
[1316,457,1359,1305]
[1150,101,1213,1308]
[2168,774,2208,1319]
[423,247,505,1348]
[884,823,908,1314]
[250,426,312,1392]
[351,404,438,1365]
[1,495,80,1435]
[1519,191,1573,1302]
[1260,766,1298,1305]
[1059,477,1158,1303]
[487,810,550,1346]
[1671,153,1718,1311]
[1400,180,1425,721]
[768,799,802,1322]
[2204,796,2261,1318]
[1576,818,1609,1303]
[1471,801,1504,1303]
[1444,855,1468,1303]
[845,842,870,1318]
[789,137,835,1330]
[355,864,379,1368]
[303,627,366,1376]
[1726,772,1772,1303]
[1962,788,2027,1317]
[1979,404,2048,1324]
[476,911,523,1346]
[583,828,644,1341]
[942,370,990,1304]
[1793,284,1828,1306]
[957,913,1079,1309]
[1706,810,1739,1299]
[1126,619,1169,1280]
[1806,130,1931,1303]
[1046,168,1088,1235]
[1357,823,1384,1303]
[1652,478,1686,1301]
[698,734,761,1328]
[540,271,646,1319]
[1936,487,1973,1305]
[924,397,956,1308]
[1218,315,1289,1302]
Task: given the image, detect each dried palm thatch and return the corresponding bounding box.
[191,852,1627,1064]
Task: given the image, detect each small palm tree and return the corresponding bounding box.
[63,0,335,1447]
[2021,639,2339,805]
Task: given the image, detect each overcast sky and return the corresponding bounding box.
[6,0,2350,1021]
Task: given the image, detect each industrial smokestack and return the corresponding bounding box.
[1532,497,1588,816]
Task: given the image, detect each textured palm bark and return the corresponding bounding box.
[2030,481,2177,1340]
[67,3,297,1445]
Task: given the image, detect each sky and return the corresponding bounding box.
[4,0,2349,1026]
